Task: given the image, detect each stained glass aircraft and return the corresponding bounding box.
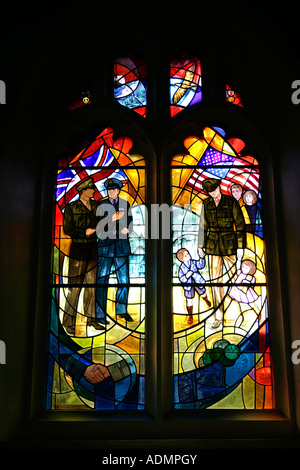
[170,56,202,117]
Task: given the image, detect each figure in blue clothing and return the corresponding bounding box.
[96,178,134,323]
[242,189,263,239]
[176,248,211,325]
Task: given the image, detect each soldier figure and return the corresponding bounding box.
[198,178,246,328]
[96,178,134,323]
[63,177,106,335]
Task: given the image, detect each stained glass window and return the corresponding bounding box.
[226,84,243,107]
[69,88,91,111]
[46,51,279,416]
[46,127,146,410]
[171,126,273,409]
[170,56,202,117]
[114,56,147,117]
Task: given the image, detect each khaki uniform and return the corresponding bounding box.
[63,199,99,327]
[199,193,246,321]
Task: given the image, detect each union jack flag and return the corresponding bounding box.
[56,132,128,212]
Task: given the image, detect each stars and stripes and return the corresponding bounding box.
[199,148,235,167]
[188,148,261,197]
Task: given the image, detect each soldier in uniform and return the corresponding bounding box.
[96,177,134,323]
[198,178,246,328]
[63,177,107,335]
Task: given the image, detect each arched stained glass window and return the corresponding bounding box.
[114,56,147,117]
[45,51,280,418]
[46,127,147,410]
[170,56,202,117]
[171,126,273,409]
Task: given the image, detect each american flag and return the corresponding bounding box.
[188,148,261,197]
